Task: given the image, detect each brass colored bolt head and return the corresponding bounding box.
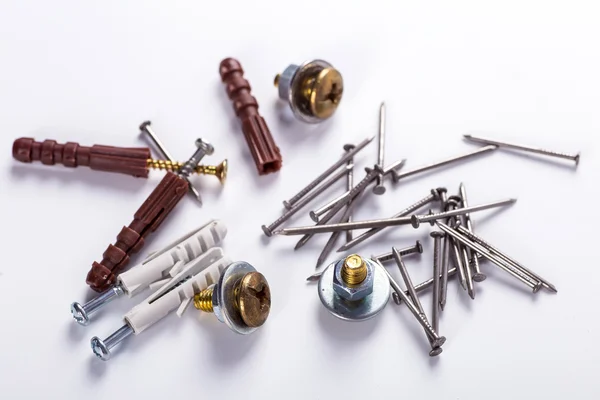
[238,272,271,328]
[344,254,364,270]
[342,254,367,285]
[309,67,343,120]
[333,256,375,301]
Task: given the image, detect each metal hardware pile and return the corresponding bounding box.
[263,103,573,356]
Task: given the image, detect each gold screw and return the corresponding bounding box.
[309,67,343,119]
[194,288,214,312]
[274,74,281,87]
[298,67,343,120]
[341,254,367,285]
[194,271,271,328]
[146,159,228,184]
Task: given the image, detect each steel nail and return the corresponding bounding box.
[393,267,458,305]
[282,136,374,209]
[455,225,557,293]
[392,145,497,183]
[261,165,349,236]
[463,134,580,166]
[310,158,406,222]
[274,198,516,236]
[436,222,542,292]
[343,144,355,242]
[383,265,446,356]
[373,102,386,195]
[459,182,486,282]
[337,189,441,252]
[430,232,445,333]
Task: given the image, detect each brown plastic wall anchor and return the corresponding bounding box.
[219,58,282,175]
[86,172,189,292]
[13,138,151,178]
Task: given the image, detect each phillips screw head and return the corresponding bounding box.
[90,337,111,361]
[275,60,344,123]
[238,272,271,328]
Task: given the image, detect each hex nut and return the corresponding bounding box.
[332,258,374,301]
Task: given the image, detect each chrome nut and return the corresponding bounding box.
[332,259,375,301]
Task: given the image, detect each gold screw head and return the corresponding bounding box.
[238,272,271,328]
[309,67,343,120]
[215,159,228,184]
[341,254,367,285]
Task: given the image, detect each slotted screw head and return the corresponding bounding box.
[238,272,271,328]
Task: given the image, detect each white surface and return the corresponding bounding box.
[0,1,598,399]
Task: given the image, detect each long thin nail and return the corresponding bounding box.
[283,136,374,209]
[459,182,486,282]
[430,232,445,332]
[455,225,557,293]
[392,145,497,183]
[310,158,406,222]
[373,102,386,194]
[463,134,580,166]
[436,222,542,292]
[337,189,440,252]
[274,198,516,236]
[261,165,349,236]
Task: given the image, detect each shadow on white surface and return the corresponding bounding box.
[87,355,108,378]
[67,321,88,343]
[195,316,261,368]
[315,304,380,344]
[271,99,336,142]
[10,165,149,194]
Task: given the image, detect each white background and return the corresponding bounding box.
[1,1,598,399]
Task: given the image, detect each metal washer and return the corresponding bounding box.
[318,258,390,321]
[284,59,335,124]
[212,261,258,335]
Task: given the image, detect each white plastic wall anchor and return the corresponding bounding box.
[118,219,227,297]
[124,247,231,334]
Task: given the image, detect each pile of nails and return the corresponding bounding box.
[263,103,576,357]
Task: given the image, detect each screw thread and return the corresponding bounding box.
[146,159,224,179]
[341,255,367,285]
[194,287,214,313]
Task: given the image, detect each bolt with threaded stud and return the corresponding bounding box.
[194,262,271,334]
